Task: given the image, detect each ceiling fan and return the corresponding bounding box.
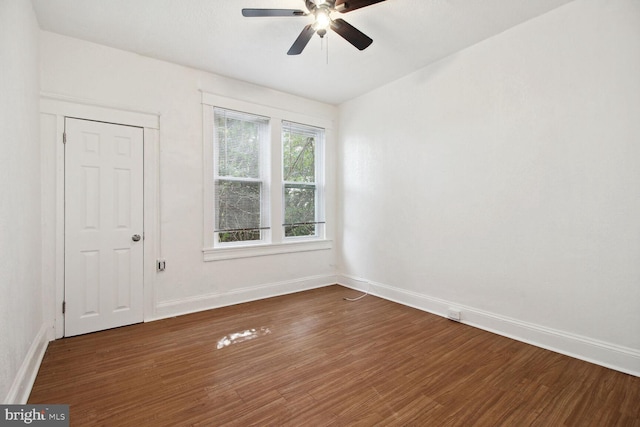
[242,0,387,55]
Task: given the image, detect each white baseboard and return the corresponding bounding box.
[150,274,339,321]
[338,274,640,377]
[4,323,52,404]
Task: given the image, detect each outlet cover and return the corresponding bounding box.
[447,308,461,322]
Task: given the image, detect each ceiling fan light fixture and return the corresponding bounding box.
[314,8,331,31]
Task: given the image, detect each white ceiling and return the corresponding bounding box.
[32,0,574,105]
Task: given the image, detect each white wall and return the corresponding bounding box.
[339,0,640,374]
[0,0,48,402]
[40,32,339,320]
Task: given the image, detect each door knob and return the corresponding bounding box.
[132,234,141,242]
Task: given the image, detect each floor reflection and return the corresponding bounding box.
[216,327,271,349]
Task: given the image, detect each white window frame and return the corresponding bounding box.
[202,93,332,261]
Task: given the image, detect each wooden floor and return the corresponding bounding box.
[30,285,639,426]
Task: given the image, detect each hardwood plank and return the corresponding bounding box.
[29,285,640,426]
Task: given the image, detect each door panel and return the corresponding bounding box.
[64,118,144,337]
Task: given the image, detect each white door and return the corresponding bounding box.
[64,118,144,337]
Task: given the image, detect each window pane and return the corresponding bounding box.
[284,184,316,237]
[216,180,262,242]
[214,107,269,244]
[282,121,323,239]
[283,123,316,183]
[215,108,267,179]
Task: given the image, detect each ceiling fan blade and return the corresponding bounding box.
[287,24,316,55]
[334,0,386,13]
[242,9,306,17]
[330,19,373,50]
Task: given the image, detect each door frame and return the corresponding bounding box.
[41,94,160,339]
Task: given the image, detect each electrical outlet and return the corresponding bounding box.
[447,308,461,322]
[157,260,166,272]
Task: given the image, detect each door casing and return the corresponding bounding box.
[40,95,160,339]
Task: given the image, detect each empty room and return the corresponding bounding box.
[1,0,639,425]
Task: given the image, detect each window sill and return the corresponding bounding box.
[202,239,333,262]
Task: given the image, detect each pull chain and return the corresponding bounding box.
[326,33,329,65]
[319,33,329,65]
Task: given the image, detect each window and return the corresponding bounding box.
[213,108,269,244]
[282,121,324,238]
[203,93,332,260]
